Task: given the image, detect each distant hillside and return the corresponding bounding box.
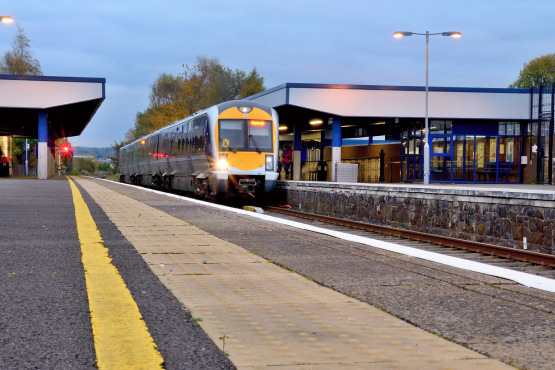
[72,147,115,159]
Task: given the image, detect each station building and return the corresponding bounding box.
[0,74,105,179]
[247,83,554,185]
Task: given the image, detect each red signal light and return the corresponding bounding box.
[64,146,69,151]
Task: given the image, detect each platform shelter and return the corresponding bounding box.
[0,74,105,179]
[246,83,555,185]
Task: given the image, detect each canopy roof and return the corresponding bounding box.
[0,74,105,138]
[246,83,531,136]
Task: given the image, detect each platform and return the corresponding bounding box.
[2,176,551,369]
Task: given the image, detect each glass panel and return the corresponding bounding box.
[498,137,519,182]
[415,138,421,155]
[498,122,506,136]
[431,137,450,154]
[506,123,514,136]
[408,158,415,181]
[430,121,444,134]
[414,158,421,181]
[219,119,245,150]
[248,120,273,151]
[445,121,452,134]
[452,136,465,181]
[475,136,496,182]
[431,157,451,181]
[409,139,415,155]
[466,136,475,181]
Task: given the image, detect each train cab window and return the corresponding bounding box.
[220,119,245,150]
[248,120,272,151]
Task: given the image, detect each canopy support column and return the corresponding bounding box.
[331,117,342,181]
[293,124,302,181]
[38,109,49,179]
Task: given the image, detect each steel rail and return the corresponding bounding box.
[265,206,555,269]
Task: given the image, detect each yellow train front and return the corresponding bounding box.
[205,101,280,200]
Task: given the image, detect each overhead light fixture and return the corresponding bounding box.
[0,16,14,24]
[442,31,462,38]
[371,121,386,125]
[309,119,323,125]
[393,31,412,38]
[279,125,288,131]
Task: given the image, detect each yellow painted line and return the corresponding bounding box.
[67,177,163,369]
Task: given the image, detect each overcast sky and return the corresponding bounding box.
[2,1,553,147]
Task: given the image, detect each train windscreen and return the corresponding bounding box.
[219,119,273,152]
[219,119,245,150]
[248,120,272,151]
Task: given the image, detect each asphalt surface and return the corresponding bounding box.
[91,178,555,370]
[0,177,234,370]
[0,177,96,369]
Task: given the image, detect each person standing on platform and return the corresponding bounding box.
[277,156,283,180]
[282,143,292,180]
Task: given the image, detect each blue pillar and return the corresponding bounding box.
[293,125,302,151]
[292,124,302,180]
[38,109,49,179]
[332,118,341,147]
[38,110,48,142]
[331,117,342,181]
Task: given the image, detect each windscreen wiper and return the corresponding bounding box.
[249,135,261,154]
[220,138,237,153]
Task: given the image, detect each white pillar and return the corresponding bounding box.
[38,109,49,179]
[293,151,301,181]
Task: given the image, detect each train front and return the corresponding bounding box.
[210,101,279,199]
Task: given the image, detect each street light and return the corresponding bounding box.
[394,30,461,184]
[0,16,14,24]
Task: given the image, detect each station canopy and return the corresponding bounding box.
[246,83,531,137]
[0,74,105,138]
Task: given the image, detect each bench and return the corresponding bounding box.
[476,162,513,182]
[431,169,443,181]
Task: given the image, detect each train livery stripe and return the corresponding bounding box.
[67,177,164,369]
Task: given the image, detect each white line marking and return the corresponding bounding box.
[97,179,555,294]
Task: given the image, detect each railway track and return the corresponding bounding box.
[264,206,555,278]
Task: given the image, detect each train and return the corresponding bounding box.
[119,100,280,201]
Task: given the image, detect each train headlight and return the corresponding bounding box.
[217,159,228,170]
[265,155,274,171]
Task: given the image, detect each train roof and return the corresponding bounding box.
[121,100,274,149]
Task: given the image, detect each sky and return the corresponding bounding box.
[1,0,553,147]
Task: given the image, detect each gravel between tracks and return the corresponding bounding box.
[91,178,555,370]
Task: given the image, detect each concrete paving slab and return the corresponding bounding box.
[76,177,514,370]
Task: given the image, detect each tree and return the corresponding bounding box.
[509,53,555,88]
[118,57,266,154]
[0,24,43,75]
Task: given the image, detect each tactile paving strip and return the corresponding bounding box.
[76,178,513,370]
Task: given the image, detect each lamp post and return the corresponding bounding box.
[393,31,461,184]
[0,16,13,24]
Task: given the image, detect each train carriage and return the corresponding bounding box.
[119,100,279,200]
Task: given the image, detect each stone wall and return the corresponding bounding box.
[275,181,555,254]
